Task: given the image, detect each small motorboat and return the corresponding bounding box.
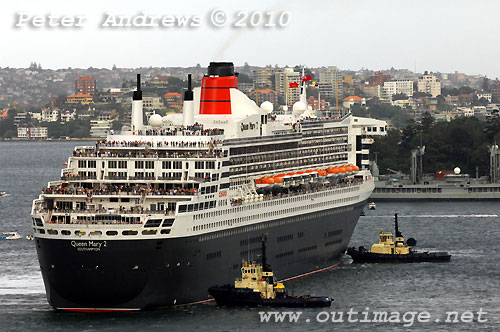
[26,234,34,241]
[368,202,376,210]
[1,232,22,240]
[209,235,332,308]
[347,214,451,263]
[0,191,6,196]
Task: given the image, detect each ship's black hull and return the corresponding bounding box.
[346,247,451,263]
[208,285,331,308]
[36,201,366,310]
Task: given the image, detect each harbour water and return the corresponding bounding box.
[0,141,499,331]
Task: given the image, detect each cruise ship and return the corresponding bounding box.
[31,62,386,311]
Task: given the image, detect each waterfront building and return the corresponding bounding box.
[17,126,48,139]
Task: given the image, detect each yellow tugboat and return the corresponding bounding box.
[347,214,451,263]
[208,235,332,307]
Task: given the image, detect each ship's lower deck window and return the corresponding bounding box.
[206,251,222,260]
[276,251,294,259]
[106,231,118,236]
[298,245,317,253]
[142,230,157,235]
[162,219,174,227]
[325,239,342,247]
[122,230,138,236]
[144,219,162,228]
[160,229,171,234]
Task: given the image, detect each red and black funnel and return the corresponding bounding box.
[200,62,238,115]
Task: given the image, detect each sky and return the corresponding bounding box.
[1,0,499,78]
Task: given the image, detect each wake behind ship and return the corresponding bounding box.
[31,62,386,311]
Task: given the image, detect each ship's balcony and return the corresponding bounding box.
[36,208,175,218]
[104,175,128,180]
[61,175,97,181]
[230,177,364,207]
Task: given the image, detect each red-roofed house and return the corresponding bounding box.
[307,96,327,110]
[249,88,278,106]
[75,76,96,95]
[343,95,366,109]
[0,109,9,120]
[67,94,94,105]
[149,75,170,87]
[164,92,182,109]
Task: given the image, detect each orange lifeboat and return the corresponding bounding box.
[273,176,284,184]
[264,177,275,185]
[318,170,328,177]
[345,165,353,174]
[353,165,360,172]
[324,167,332,177]
[338,166,347,175]
[255,177,268,188]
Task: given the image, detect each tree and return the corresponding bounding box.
[237,73,252,84]
[242,62,251,75]
[0,109,16,138]
[482,77,490,91]
[413,91,431,98]
[392,93,408,101]
[372,117,491,176]
[420,112,434,132]
[484,116,500,143]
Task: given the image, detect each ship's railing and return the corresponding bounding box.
[61,175,97,181]
[230,178,364,207]
[97,141,222,149]
[72,150,223,159]
[141,127,224,137]
[229,154,349,176]
[157,176,183,181]
[129,176,156,180]
[42,187,198,196]
[36,207,175,218]
[229,145,350,166]
[104,175,128,180]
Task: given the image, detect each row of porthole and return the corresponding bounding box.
[36,228,171,236]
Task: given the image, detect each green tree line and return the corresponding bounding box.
[372,114,500,177]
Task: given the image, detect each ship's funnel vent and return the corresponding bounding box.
[200,62,238,115]
[133,74,142,101]
[207,62,236,77]
[184,74,193,101]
